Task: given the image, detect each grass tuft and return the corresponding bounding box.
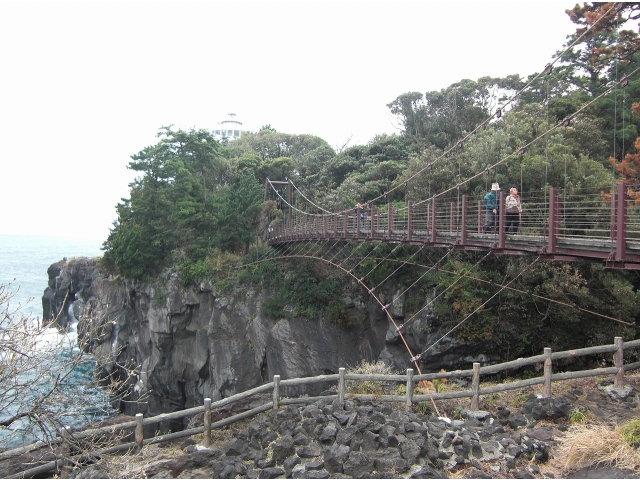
[620,418,640,447]
[346,360,397,396]
[558,421,640,473]
[568,407,592,424]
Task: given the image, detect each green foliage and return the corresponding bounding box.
[328,299,365,328]
[569,407,592,425]
[620,418,640,447]
[237,268,250,284]
[483,393,501,407]
[387,76,521,148]
[451,405,464,420]
[414,401,431,416]
[243,260,280,286]
[155,291,165,304]
[212,173,264,253]
[177,248,241,286]
[430,255,496,342]
[179,259,211,286]
[262,296,287,318]
[215,278,231,292]
[255,156,295,185]
[101,127,270,280]
[241,259,351,322]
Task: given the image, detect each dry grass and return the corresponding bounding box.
[345,360,398,395]
[557,421,640,473]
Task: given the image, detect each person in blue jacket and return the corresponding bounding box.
[355,202,365,230]
[482,183,500,233]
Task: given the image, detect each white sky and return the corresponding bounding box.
[0,2,577,242]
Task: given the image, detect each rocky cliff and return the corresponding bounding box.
[42,257,499,424]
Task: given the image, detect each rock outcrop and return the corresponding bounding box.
[58,393,596,479]
[42,258,501,423]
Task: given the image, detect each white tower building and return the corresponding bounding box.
[213,113,247,140]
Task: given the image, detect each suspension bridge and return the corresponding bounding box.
[264,180,640,270]
[253,4,640,370]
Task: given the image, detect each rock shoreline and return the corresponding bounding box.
[62,386,639,479]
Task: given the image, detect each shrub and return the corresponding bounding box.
[215,278,231,293]
[262,296,287,318]
[179,259,211,286]
[619,418,640,447]
[569,407,592,425]
[345,360,397,396]
[415,401,431,415]
[452,405,464,419]
[328,299,365,328]
[237,268,250,283]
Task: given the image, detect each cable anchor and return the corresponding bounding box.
[410,354,422,363]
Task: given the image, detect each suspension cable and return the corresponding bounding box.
[410,256,541,362]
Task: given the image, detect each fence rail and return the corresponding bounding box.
[6,336,640,478]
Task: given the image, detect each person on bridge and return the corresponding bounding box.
[355,203,365,230]
[482,183,500,233]
[505,186,522,234]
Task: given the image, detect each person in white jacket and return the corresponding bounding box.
[505,186,523,234]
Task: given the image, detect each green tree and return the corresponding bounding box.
[387,76,521,148]
[213,173,264,253]
[102,127,226,278]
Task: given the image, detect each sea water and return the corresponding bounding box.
[0,234,115,447]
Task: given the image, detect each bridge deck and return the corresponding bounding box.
[270,229,640,268]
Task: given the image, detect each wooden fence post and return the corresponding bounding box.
[203,398,212,447]
[614,337,624,388]
[543,348,552,398]
[406,369,414,412]
[470,363,480,410]
[338,368,345,405]
[135,413,144,454]
[273,375,280,409]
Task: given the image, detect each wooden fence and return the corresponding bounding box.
[5,336,640,478]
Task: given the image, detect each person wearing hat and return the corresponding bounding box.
[482,183,500,233]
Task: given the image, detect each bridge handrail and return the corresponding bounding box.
[268,183,640,267]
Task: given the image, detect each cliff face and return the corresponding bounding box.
[42,258,498,421]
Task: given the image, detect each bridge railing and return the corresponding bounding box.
[269,183,640,265]
[559,192,613,238]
